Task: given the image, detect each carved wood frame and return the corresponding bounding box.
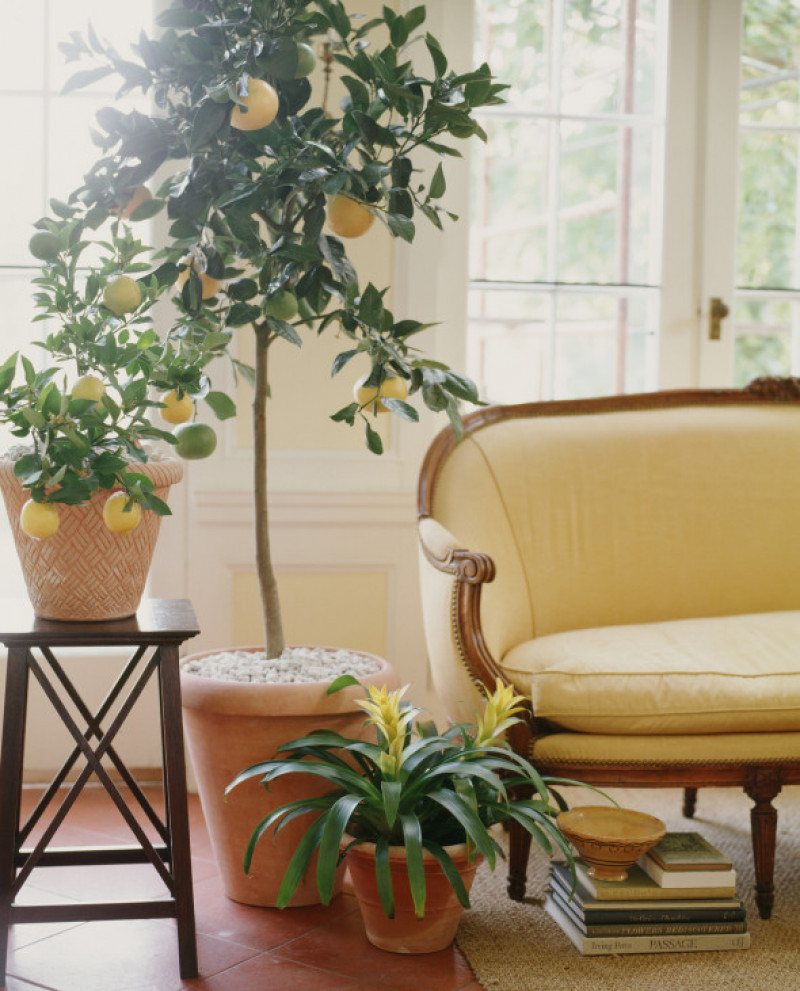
[417,378,800,919]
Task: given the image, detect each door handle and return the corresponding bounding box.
[709,297,729,340]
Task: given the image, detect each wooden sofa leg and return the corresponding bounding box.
[744,771,782,920]
[682,787,698,819]
[507,818,532,902]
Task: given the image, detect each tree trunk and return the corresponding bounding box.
[254,328,285,659]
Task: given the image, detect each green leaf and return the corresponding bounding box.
[425,842,472,908]
[326,674,362,694]
[425,33,448,76]
[387,214,415,243]
[331,350,359,377]
[129,197,164,221]
[365,422,383,454]
[191,101,228,149]
[269,319,303,347]
[232,359,256,388]
[204,391,237,420]
[400,814,426,918]
[381,780,402,829]
[61,66,114,95]
[429,162,446,200]
[374,837,394,918]
[275,817,327,907]
[330,402,359,424]
[317,795,363,902]
[380,397,418,422]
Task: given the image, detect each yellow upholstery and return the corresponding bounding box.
[422,401,800,734]
[533,730,800,765]
[505,611,800,734]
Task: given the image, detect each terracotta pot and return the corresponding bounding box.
[344,837,482,953]
[180,647,399,907]
[0,456,183,622]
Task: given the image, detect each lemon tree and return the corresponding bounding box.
[0,0,503,659]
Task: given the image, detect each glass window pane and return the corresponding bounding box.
[740,0,800,128]
[0,2,45,91]
[553,291,657,398]
[0,98,46,266]
[470,119,550,282]
[736,131,797,288]
[733,296,798,386]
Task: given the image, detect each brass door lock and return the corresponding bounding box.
[709,297,730,340]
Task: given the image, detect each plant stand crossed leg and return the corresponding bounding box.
[0,598,200,984]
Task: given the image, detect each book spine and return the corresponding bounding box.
[551,893,747,937]
[545,899,751,956]
[639,856,737,888]
[581,932,751,956]
[577,871,736,901]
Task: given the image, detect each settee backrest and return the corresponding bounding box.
[424,396,800,663]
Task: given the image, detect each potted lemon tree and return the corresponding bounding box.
[0,0,503,905]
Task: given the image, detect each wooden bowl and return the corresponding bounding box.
[557,806,666,882]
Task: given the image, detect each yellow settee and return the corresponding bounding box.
[417,379,800,919]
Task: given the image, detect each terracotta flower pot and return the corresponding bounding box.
[180,647,399,907]
[344,837,482,953]
[0,456,183,622]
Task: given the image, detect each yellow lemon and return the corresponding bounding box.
[160,389,194,424]
[354,374,408,414]
[71,374,106,406]
[326,195,375,238]
[111,185,153,218]
[103,275,142,316]
[177,264,223,300]
[102,492,142,537]
[20,500,60,539]
[230,79,280,131]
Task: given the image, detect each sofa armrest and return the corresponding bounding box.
[418,516,510,720]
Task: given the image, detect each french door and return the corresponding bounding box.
[465,0,800,399]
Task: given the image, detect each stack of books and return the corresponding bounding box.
[545,832,750,955]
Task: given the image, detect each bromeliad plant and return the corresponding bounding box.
[228,680,583,918]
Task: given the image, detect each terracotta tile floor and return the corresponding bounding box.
[5,784,481,991]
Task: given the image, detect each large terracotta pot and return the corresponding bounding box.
[344,837,482,953]
[0,456,183,622]
[180,647,399,907]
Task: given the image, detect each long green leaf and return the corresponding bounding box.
[374,836,394,919]
[400,814,426,918]
[381,779,402,829]
[424,840,471,908]
[427,789,496,867]
[317,794,363,902]
[276,816,328,908]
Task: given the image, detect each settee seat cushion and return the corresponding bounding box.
[503,611,800,735]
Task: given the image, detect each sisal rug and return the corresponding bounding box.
[457,786,800,990]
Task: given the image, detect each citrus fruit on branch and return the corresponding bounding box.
[174,422,217,460]
[326,195,375,238]
[103,492,142,537]
[160,390,194,425]
[103,275,142,316]
[21,500,59,539]
[230,79,280,131]
[353,374,409,414]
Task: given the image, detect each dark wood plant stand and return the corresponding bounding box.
[0,598,200,984]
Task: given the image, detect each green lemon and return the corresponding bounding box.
[174,422,217,460]
[103,275,142,316]
[295,43,317,78]
[263,289,299,321]
[29,231,61,261]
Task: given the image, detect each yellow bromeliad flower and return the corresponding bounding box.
[356,684,418,778]
[474,680,528,747]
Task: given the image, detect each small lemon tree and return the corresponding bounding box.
[0,0,503,657]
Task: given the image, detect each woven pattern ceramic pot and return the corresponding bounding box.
[0,456,183,622]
